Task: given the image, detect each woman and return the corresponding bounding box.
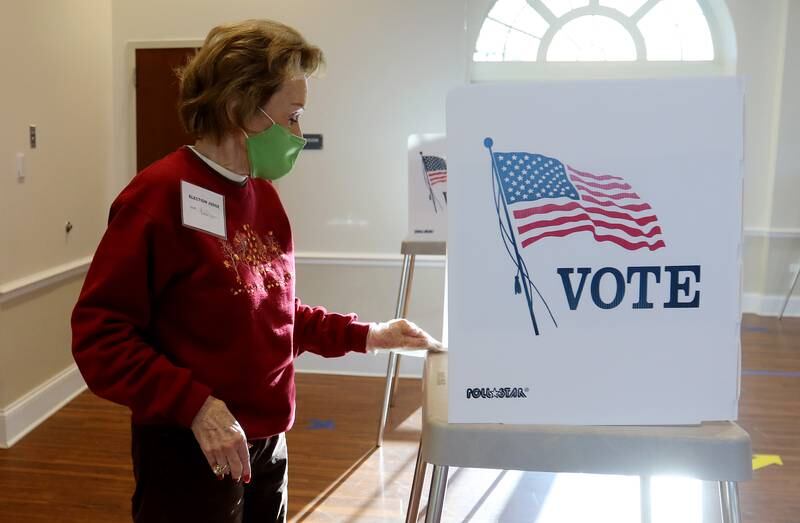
[71,19,441,523]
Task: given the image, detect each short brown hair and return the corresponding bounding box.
[177,19,324,141]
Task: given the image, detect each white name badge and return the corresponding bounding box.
[180,181,227,239]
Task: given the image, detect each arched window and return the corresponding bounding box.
[470,0,736,80]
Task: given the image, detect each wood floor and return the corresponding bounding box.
[0,314,797,522]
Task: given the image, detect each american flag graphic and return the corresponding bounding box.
[493,152,666,251]
[422,155,448,186]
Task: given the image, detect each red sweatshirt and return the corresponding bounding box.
[71,147,370,438]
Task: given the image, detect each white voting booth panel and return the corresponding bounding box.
[446,78,743,425]
[408,134,448,241]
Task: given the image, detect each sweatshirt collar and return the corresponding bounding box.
[187,146,249,185]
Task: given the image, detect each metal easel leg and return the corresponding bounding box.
[779,263,800,320]
[639,476,652,523]
[377,254,415,447]
[390,255,416,407]
[405,441,427,523]
[425,465,449,523]
[377,352,398,448]
[390,355,402,406]
[719,481,742,523]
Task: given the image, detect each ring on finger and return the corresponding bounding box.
[213,463,227,475]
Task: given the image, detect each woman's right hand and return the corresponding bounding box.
[191,396,251,483]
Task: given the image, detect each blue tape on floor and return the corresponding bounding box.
[743,326,771,333]
[742,369,800,378]
[308,419,335,430]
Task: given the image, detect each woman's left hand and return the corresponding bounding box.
[366,319,445,352]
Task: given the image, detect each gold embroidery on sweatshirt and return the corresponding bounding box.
[219,225,292,297]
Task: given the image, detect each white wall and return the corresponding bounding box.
[294,257,445,377]
[110,0,467,253]
[774,1,800,196]
[729,0,800,313]
[759,0,800,310]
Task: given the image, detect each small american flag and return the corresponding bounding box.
[422,155,448,186]
[494,152,665,251]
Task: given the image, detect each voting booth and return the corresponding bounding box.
[446,78,744,425]
[376,134,449,447]
[408,134,448,241]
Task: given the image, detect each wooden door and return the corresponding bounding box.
[135,47,198,172]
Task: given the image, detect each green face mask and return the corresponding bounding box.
[243,108,307,181]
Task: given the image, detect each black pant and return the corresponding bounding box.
[131,423,287,523]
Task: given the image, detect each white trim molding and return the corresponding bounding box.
[0,251,444,304]
[0,364,87,448]
[743,227,800,239]
[0,256,92,304]
[295,251,445,269]
[296,368,424,379]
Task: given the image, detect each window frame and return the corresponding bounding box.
[468,0,737,82]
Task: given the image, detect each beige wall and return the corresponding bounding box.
[0,1,111,282]
[0,278,86,406]
[0,0,111,408]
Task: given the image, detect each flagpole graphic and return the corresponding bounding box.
[419,151,439,213]
[485,137,541,335]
